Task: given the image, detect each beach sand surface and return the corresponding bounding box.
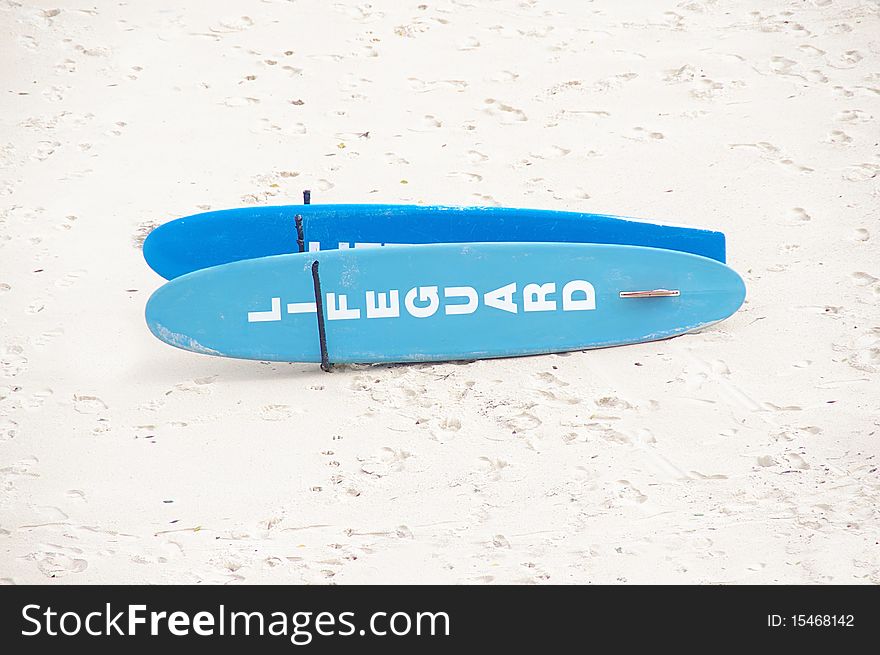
[1,0,878,584]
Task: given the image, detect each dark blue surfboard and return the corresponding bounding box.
[145,243,745,364]
[143,205,727,279]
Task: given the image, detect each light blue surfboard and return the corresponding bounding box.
[143,205,727,279]
[145,243,745,363]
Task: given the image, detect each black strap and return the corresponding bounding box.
[294,214,305,253]
[303,189,311,205]
[311,260,331,372]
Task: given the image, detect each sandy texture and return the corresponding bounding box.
[1,0,878,584]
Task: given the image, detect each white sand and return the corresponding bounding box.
[1,0,878,584]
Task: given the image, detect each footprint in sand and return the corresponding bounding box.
[825,129,852,145]
[54,58,76,73]
[22,388,53,410]
[30,140,61,161]
[73,395,108,414]
[836,109,872,123]
[845,338,880,373]
[259,404,300,421]
[416,114,442,130]
[798,44,826,57]
[33,327,64,348]
[777,158,813,173]
[596,395,634,411]
[769,55,802,78]
[54,269,86,289]
[663,64,699,83]
[1,456,39,492]
[104,121,127,138]
[850,272,879,287]
[19,34,38,50]
[0,346,27,378]
[483,99,527,123]
[223,96,260,107]
[789,207,811,224]
[447,172,482,183]
[530,145,572,159]
[56,214,79,232]
[384,152,410,165]
[170,377,216,395]
[74,44,111,57]
[842,163,879,182]
[785,453,810,470]
[438,416,461,431]
[407,78,468,93]
[630,127,665,141]
[41,86,67,102]
[502,411,542,433]
[475,456,509,481]
[24,298,49,314]
[360,447,411,478]
[830,50,863,69]
[470,193,500,206]
[607,480,648,506]
[0,419,18,442]
[489,70,519,83]
[806,69,828,83]
[593,72,638,92]
[211,16,254,33]
[27,545,88,578]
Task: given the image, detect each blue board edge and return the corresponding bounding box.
[143,204,728,279]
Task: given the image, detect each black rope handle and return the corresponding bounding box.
[311,260,331,372]
[295,214,305,253]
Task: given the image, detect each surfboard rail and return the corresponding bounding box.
[143,204,728,279]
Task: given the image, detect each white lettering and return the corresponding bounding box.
[167,611,189,636]
[129,604,147,635]
[106,604,124,635]
[59,612,81,636]
[21,604,41,636]
[246,279,596,323]
[404,286,440,318]
[287,301,317,314]
[151,611,167,636]
[85,612,102,636]
[193,612,215,636]
[562,280,596,311]
[484,283,517,313]
[248,297,281,323]
[523,283,556,312]
[444,286,478,315]
[326,293,360,320]
[366,290,400,318]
